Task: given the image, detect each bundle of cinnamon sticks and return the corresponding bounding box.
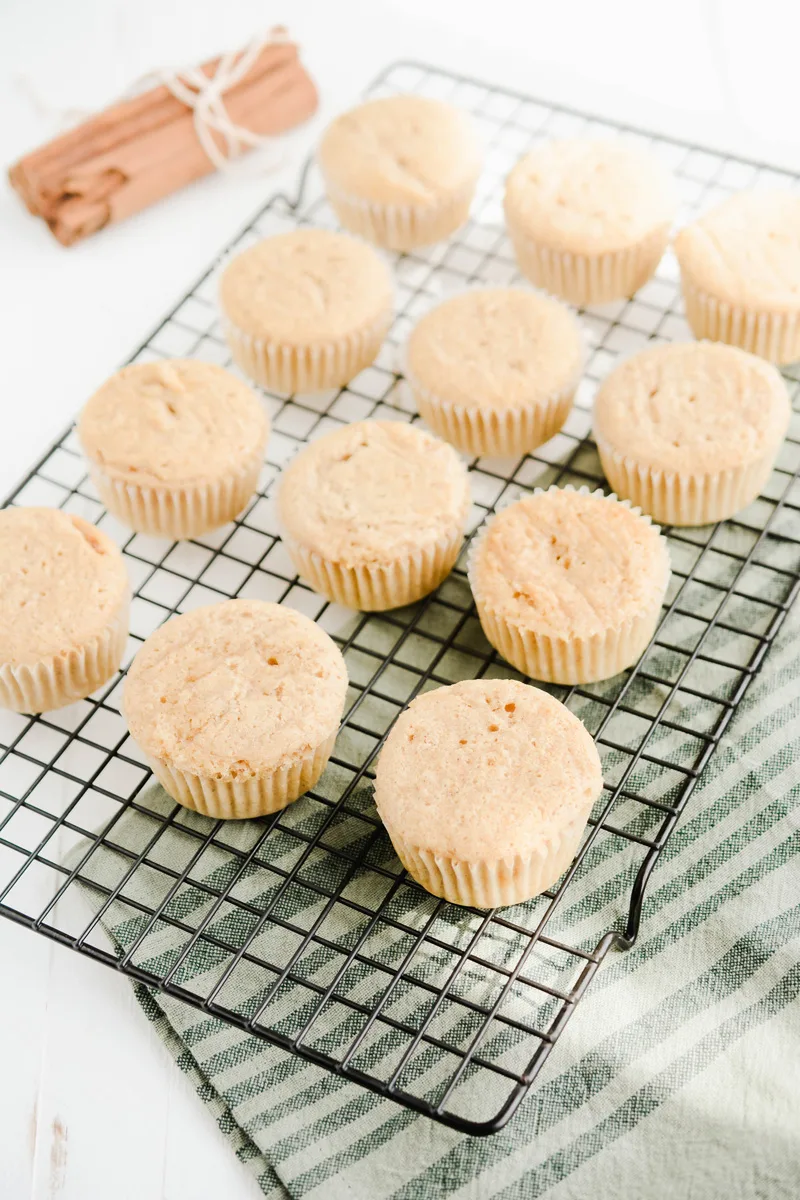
[9,33,318,246]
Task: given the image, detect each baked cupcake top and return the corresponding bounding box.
[504,138,676,255]
[318,95,481,206]
[469,488,669,638]
[0,507,128,666]
[594,342,791,475]
[374,678,602,862]
[219,229,393,343]
[673,190,800,310]
[123,599,347,780]
[278,420,470,567]
[406,287,584,411]
[79,360,268,488]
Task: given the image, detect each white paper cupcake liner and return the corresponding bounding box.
[594,433,778,527]
[89,453,263,540]
[145,728,338,820]
[321,176,477,252]
[0,594,129,713]
[407,370,577,457]
[284,525,465,612]
[506,219,670,306]
[680,272,800,365]
[467,486,670,685]
[471,597,665,687]
[222,306,393,394]
[382,814,587,908]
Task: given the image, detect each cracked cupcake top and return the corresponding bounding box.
[123,599,348,780]
[219,229,393,343]
[318,95,481,207]
[79,360,268,487]
[469,488,670,638]
[594,342,790,475]
[278,420,470,567]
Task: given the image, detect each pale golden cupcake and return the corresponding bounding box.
[594,342,791,526]
[405,287,584,457]
[0,508,129,712]
[374,678,602,908]
[219,229,393,392]
[674,190,800,363]
[123,599,347,820]
[469,487,670,684]
[318,95,481,251]
[504,139,676,305]
[278,420,470,611]
[78,360,268,540]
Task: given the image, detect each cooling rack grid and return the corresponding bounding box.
[1,60,799,1134]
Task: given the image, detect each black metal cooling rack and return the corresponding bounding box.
[2,60,800,1137]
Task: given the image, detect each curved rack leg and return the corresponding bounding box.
[616,845,663,951]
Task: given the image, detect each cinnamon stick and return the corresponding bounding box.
[12,42,298,216]
[9,36,318,246]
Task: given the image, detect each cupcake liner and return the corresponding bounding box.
[467,486,670,685]
[381,814,587,908]
[401,281,585,457]
[680,272,800,365]
[89,453,263,540]
[471,595,664,686]
[222,305,393,394]
[0,594,129,714]
[506,219,670,306]
[407,369,576,457]
[145,728,338,820]
[284,524,465,612]
[594,433,779,527]
[321,176,477,252]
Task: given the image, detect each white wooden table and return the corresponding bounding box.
[2,1,799,1195]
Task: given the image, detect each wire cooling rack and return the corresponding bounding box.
[2,60,800,1137]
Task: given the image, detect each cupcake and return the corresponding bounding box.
[469,487,670,684]
[278,420,470,611]
[504,139,676,305]
[374,679,603,908]
[0,508,129,713]
[123,599,348,819]
[405,286,584,457]
[78,360,268,540]
[219,229,393,393]
[674,190,800,363]
[318,95,481,251]
[594,342,791,526]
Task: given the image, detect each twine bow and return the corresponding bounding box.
[149,27,289,171]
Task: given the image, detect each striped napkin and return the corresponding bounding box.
[75,596,800,1199]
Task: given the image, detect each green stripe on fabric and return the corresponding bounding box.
[493,961,800,1200]
[286,901,800,1198]
[554,658,800,935]
[598,813,799,990]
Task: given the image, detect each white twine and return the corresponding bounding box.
[140,27,290,172]
[16,27,291,176]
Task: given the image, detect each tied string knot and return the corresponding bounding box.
[142,27,290,172]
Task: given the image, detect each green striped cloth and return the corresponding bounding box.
[76,595,800,1199]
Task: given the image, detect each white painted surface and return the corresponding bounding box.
[1,1,799,1196]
